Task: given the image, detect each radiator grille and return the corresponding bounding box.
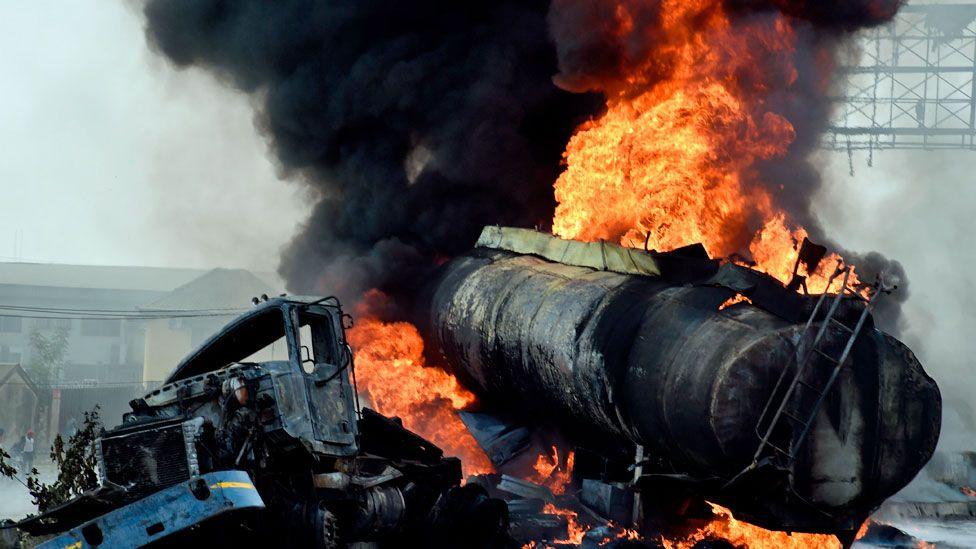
[99,422,192,497]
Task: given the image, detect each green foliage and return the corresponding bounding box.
[23,326,69,387]
[0,446,17,480]
[0,407,102,513]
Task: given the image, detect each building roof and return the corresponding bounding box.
[0,363,17,384]
[140,268,276,311]
[0,262,207,292]
[0,363,38,395]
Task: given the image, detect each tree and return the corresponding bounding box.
[23,326,69,388]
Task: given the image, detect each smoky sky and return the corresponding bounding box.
[143,0,906,326]
[143,1,600,311]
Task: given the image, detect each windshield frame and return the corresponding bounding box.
[165,303,296,383]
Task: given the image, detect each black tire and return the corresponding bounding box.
[426,484,510,548]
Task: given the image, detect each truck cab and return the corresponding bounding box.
[156,295,359,457]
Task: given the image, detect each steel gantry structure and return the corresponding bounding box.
[828,2,976,152]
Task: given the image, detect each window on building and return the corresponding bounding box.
[0,316,22,333]
[34,318,72,331]
[109,344,121,365]
[0,345,21,363]
[81,319,121,337]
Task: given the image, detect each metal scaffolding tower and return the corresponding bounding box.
[828,3,976,151]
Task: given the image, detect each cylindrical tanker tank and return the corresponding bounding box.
[422,227,940,536]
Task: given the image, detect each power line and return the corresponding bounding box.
[0,304,246,314]
[0,313,241,320]
[0,381,163,388]
[0,303,249,320]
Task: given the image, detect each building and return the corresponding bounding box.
[0,262,281,432]
[0,262,281,383]
[0,262,208,384]
[140,268,274,382]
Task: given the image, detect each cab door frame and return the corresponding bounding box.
[286,304,358,455]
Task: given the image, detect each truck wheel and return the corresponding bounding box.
[427,484,509,548]
[315,505,341,549]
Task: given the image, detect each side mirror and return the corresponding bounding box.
[300,345,315,374]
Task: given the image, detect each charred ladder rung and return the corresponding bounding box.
[751,266,883,466]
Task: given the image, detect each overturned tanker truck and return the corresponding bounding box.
[422,226,941,543]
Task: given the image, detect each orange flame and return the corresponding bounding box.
[542,503,587,545]
[532,448,558,480]
[552,1,853,294]
[663,503,841,549]
[719,294,752,310]
[524,504,640,549]
[529,446,575,496]
[346,314,493,476]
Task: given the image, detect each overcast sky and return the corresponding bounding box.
[0,0,308,271]
[0,1,971,407]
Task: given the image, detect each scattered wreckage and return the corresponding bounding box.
[10,296,508,548]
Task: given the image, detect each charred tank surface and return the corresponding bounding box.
[424,227,941,536]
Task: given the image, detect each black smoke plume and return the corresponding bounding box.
[143,0,601,312]
[143,0,907,329]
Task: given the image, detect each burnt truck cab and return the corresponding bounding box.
[136,296,359,458]
[20,296,507,548]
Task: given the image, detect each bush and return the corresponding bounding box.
[0,407,102,513]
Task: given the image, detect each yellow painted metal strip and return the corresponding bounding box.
[209,481,255,490]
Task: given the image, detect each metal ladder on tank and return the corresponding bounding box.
[725,264,890,488]
[754,264,891,465]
